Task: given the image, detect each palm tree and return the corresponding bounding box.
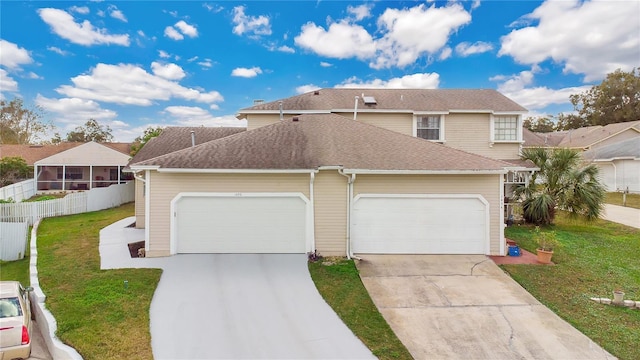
[512,147,605,225]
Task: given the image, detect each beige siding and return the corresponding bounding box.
[354,174,503,255]
[590,129,640,150]
[134,178,145,229]
[313,171,348,256]
[246,114,285,130]
[444,114,520,159]
[147,172,311,257]
[334,112,413,135]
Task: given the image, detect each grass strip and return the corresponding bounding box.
[504,212,640,360]
[605,192,640,209]
[36,203,162,360]
[308,258,412,360]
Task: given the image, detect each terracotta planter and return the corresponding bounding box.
[536,248,554,264]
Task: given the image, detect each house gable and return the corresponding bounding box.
[35,141,130,166]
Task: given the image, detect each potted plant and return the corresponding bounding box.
[533,227,560,264]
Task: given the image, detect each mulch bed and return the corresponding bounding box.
[127,241,145,258]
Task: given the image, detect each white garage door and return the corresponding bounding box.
[175,194,307,253]
[351,195,487,254]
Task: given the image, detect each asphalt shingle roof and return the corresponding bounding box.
[238,88,527,115]
[583,137,640,160]
[133,114,511,172]
[524,120,640,148]
[127,127,246,167]
[1,142,130,165]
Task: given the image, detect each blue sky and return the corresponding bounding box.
[1,0,639,142]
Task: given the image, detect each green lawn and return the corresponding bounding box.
[308,258,412,360]
[605,192,640,209]
[36,203,162,360]
[504,213,640,360]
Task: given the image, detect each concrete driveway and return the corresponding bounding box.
[356,255,615,360]
[100,218,373,360]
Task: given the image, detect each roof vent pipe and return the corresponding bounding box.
[279,101,284,121]
[353,96,359,121]
[190,130,195,147]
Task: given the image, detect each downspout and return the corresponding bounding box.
[610,162,617,191]
[353,96,359,121]
[133,170,146,183]
[279,101,284,121]
[338,169,357,259]
[309,171,316,254]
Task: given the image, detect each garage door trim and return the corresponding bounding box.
[351,193,490,255]
[170,192,312,254]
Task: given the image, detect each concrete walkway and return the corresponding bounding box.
[356,255,615,360]
[602,204,640,228]
[99,217,374,360]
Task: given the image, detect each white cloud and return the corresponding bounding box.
[336,73,440,89]
[174,20,198,37]
[347,4,373,21]
[0,69,19,94]
[27,72,42,80]
[372,3,471,69]
[158,50,171,58]
[277,45,295,53]
[55,63,224,106]
[320,62,332,67]
[455,41,493,56]
[499,0,640,82]
[164,106,246,127]
[198,59,213,68]
[203,3,224,13]
[232,6,272,37]
[69,6,89,14]
[109,5,127,22]
[164,26,184,40]
[151,62,186,80]
[296,84,322,94]
[231,67,263,78]
[491,69,591,110]
[47,46,71,56]
[294,3,470,69]
[0,40,33,69]
[35,95,118,122]
[471,0,481,10]
[38,8,130,46]
[438,47,452,60]
[295,21,376,60]
[164,20,198,41]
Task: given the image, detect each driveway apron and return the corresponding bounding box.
[356,255,615,360]
[150,254,374,359]
[99,218,373,360]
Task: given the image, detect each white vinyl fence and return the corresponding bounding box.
[0,182,134,260]
[0,179,36,202]
[0,222,28,261]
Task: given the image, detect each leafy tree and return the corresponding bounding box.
[130,126,163,156]
[512,148,605,225]
[555,113,590,131]
[0,98,52,144]
[570,68,640,126]
[0,156,33,187]
[66,119,113,142]
[523,116,555,133]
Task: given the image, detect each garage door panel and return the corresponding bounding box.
[352,196,487,254]
[176,195,306,253]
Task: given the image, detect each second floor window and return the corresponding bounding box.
[494,116,518,141]
[417,116,441,140]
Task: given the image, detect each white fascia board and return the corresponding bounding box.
[492,111,529,115]
[413,111,450,115]
[238,110,331,115]
[156,168,316,174]
[343,169,508,175]
[331,108,413,114]
[592,157,639,162]
[129,165,160,171]
[504,166,540,171]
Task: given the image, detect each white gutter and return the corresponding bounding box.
[353,96,359,120]
[132,170,146,183]
[342,169,508,175]
[338,169,356,259]
[155,168,315,174]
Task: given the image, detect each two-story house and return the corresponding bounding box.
[129,88,532,258]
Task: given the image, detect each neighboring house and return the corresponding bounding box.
[126,127,246,228]
[1,142,82,166]
[34,141,132,191]
[583,137,640,193]
[524,120,640,193]
[129,89,533,258]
